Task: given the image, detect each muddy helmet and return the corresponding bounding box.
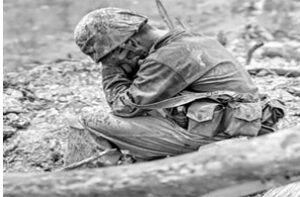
[74,7,148,62]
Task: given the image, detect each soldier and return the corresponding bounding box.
[70,7,284,163]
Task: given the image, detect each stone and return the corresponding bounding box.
[5,88,24,99]
[5,113,30,129]
[3,95,24,114]
[3,125,17,141]
[261,42,300,61]
[34,90,54,101]
[261,42,287,58]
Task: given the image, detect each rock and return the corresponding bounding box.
[261,42,300,61]
[34,90,54,101]
[56,88,73,96]
[256,69,269,77]
[287,87,300,97]
[4,113,20,123]
[50,151,63,163]
[5,72,32,86]
[57,96,68,102]
[3,73,18,87]
[4,113,30,129]
[216,31,227,46]
[15,117,31,129]
[261,42,287,58]
[3,138,19,157]
[5,88,24,99]
[3,126,17,141]
[23,100,50,111]
[3,95,25,114]
[242,20,274,41]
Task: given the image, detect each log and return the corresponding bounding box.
[4,126,300,197]
[263,182,300,197]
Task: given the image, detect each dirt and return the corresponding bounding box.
[3,0,300,174]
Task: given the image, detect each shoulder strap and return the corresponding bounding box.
[126,90,238,110]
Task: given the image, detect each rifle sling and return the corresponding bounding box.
[127,90,243,110]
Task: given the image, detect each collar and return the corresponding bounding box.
[149,28,186,53]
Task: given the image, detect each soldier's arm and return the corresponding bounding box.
[101,59,188,117]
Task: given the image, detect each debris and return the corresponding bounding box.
[287,87,300,97]
[3,126,18,141]
[3,140,19,158]
[4,126,300,197]
[248,68,300,78]
[246,41,264,65]
[4,113,30,129]
[61,149,117,171]
[260,0,300,41]
[5,88,23,99]
[261,42,300,61]
[50,151,63,163]
[3,96,25,115]
[241,20,274,41]
[217,30,228,46]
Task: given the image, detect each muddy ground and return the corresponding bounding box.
[3,0,300,174]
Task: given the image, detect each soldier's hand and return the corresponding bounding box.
[119,63,139,79]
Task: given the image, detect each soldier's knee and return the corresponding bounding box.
[80,108,110,128]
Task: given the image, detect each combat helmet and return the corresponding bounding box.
[74,7,148,62]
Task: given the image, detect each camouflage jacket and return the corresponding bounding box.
[101,29,258,118]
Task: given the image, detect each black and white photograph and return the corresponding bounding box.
[3,0,300,196]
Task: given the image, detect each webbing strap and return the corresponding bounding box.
[126,90,241,110]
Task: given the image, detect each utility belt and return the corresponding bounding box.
[126,90,285,137]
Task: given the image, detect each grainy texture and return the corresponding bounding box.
[263,182,300,197]
[62,149,116,171]
[4,126,300,197]
[248,68,300,77]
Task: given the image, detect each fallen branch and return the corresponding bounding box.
[247,67,300,77]
[60,149,116,171]
[4,126,300,197]
[246,41,264,65]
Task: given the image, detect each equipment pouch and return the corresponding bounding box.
[262,99,285,127]
[186,101,224,137]
[223,102,262,137]
[259,99,285,134]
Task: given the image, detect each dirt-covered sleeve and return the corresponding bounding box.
[101,60,188,117]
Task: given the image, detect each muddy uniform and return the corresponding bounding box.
[81,29,284,160]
